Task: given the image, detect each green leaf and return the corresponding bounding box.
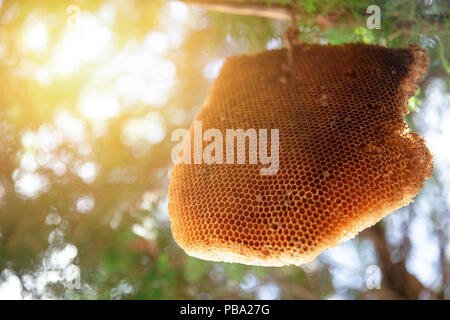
[408,87,421,112]
[184,258,210,283]
[224,263,248,282]
[302,0,318,13]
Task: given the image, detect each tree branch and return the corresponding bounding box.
[180,0,294,20]
[180,0,353,30]
[181,0,447,31]
[361,224,432,299]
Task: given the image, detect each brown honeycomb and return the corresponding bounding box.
[168,43,433,266]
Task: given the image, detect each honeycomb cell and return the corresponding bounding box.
[168,43,433,266]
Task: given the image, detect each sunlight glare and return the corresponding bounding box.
[92,34,177,109]
[54,111,86,143]
[37,124,62,152]
[122,113,166,146]
[52,162,67,176]
[78,91,121,121]
[144,31,168,54]
[14,172,49,198]
[203,58,225,80]
[0,182,5,203]
[23,22,48,52]
[169,1,189,24]
[98,1,117,26]
[257,282,281,300]
[132,217,157,240]
[49,244,78,269]
[51,14,113,77]
[20,152,38,172]
[21,131,37,149]
[76,161,99,184]
[33,66,52,85]
[0,270,23,300]
[76,195,95,213]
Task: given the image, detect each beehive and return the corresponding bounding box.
[169,43,433,266]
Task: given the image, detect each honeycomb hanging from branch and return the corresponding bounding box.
[168,43,433,266]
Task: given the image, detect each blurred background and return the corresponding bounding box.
[0,0,448,299]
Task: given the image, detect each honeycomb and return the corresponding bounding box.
[168,43,433,266]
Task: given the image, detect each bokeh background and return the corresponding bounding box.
[0,0,448,299]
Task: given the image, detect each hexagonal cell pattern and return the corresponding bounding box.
[169,43,433,266]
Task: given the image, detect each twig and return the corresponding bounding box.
[283,5,300,69]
